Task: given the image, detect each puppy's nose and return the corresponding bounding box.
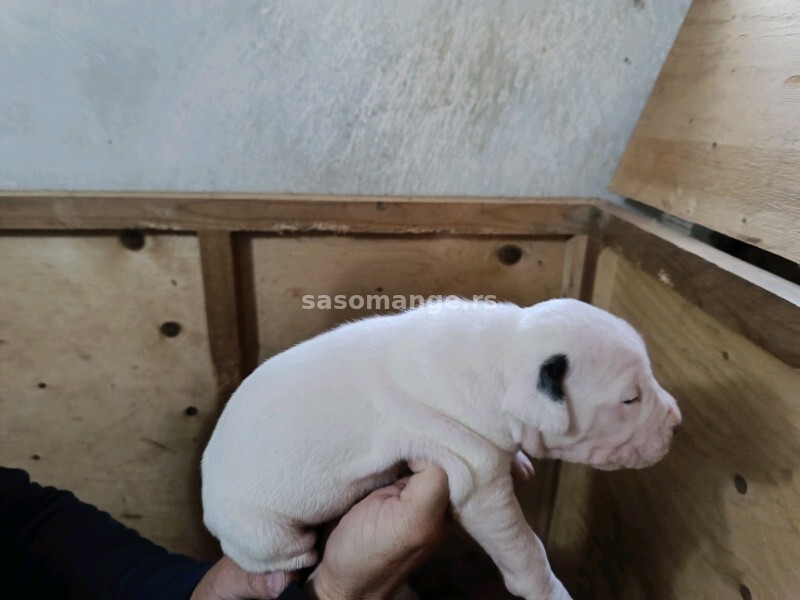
[671,423,682,436]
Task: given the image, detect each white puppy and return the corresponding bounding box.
[202,298,681,599]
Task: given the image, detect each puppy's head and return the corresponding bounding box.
[504,298,681,470]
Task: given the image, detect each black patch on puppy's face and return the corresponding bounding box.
[538,353,569,403]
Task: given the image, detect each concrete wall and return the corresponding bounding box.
[0,1,690,198]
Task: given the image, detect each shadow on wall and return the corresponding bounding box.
[549,375,794,600]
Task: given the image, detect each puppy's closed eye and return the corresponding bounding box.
[622,397,640,405]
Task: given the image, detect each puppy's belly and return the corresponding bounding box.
[205,453,407,572]
[271,456,408,525]
[204,425,406,525]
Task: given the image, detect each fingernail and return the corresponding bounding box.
[408,459,427,471]
[268,571,286,595]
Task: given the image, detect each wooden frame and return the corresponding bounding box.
[0,192,600,234]
[1,192,797,595]
[1,191,794,369]
[0,192,601,409]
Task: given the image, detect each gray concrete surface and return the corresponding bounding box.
[0,1,691,198]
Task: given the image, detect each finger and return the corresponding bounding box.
[243,569,298,599]
[209,557,297,600]
[510,450,535,482]
[363,476,410,502]
[398,463,449,517]
[407,459,428,473]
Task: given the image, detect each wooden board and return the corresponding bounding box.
[598,204,800,367]
[251,234,569,598]
[0,234,218,558]
[198,230,247,402]
[547,249,800,599]
[251,235,568,360]
[610,0,800,263]
[0,191,600,236]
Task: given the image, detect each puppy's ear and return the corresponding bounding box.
[502,353,571,436]
[538,354,568,403]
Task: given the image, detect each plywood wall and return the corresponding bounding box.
[547,249,800,599]
[0,230,574,577]
[610,0,800,262]
[0,234,219,558]
[6,220,793,598]
[251,235,567,360]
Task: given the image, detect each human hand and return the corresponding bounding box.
[194,455,524,600]
[190,556,296,600]
[305,462,449,600]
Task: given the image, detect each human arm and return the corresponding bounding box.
[0,467,298,600]
[0,454,521,599]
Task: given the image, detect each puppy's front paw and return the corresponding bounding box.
[272,548,318,572]
[511,450,535,482]
[220,526,318,574]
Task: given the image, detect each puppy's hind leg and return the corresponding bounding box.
[218,509,318,574]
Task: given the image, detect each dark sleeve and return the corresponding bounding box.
[0,467,313,600]
[0,466,212,599]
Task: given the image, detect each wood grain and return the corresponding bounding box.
[610,0,800,262]
[0,189,796,597]
[0,191,600,236]
[548,251,800,599]
[249,235,567,360]
[597,204,800,367]
[560,234,602,302]
[198,231,245,403]
[0,233,218,558]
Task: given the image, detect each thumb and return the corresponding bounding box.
[191,557,295,600]
[401,462,450,518]
[240,570,294,599]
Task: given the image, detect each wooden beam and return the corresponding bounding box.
[596,205,800,367]
[0,191,600,235]
[561,234,602,302]
[198,231,246,405]
[232,234,261,379]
